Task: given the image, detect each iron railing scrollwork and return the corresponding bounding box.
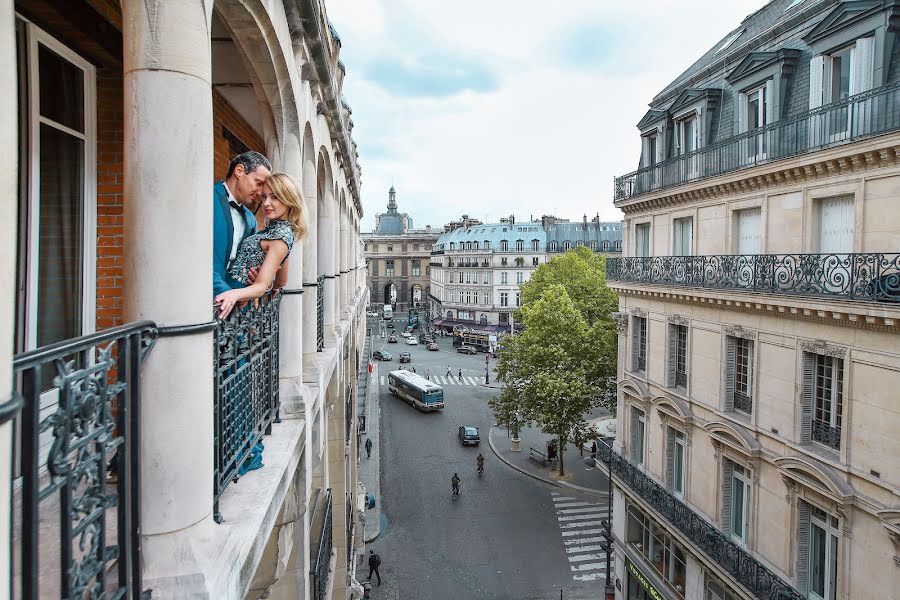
[812,420,841,450]
[213,292,281,522]
[598,444,803,600]
[615,83,900,201]
[345,385,353,442]
[311,489,333,600]
[608,253,900,303]
[346,497,354,569]
[733,392,752,415]
[317,275,325,351]
[12,321,158,600]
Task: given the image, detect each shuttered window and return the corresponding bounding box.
[724,336,753,414]
[666,427,685,497]
[798,500,839,600]
[630,316,647,373]
[722,460,750,544]
[630,407,645,467]
[668,324,688,389]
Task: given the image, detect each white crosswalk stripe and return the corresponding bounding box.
[377,373,485,387]
[551,491,610,584]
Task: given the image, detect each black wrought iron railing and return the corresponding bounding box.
[429,262,442,268]
[812,420,841,450]
[317,275,325,351]
[12,321,157,600]
[346,497,354,570]
[310,489,333,600]
[615,83,900,201]
[608,254,900,303]
[213,292,281,522]
[734,392,753,415]
[345,385,353,443]
[598,444,803,600]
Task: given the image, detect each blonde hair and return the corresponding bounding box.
[266,172,307,239]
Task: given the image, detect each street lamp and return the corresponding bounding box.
[583,439,616,600]
[484,352,490,384]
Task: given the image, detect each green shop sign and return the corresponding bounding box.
[626,557,664,600]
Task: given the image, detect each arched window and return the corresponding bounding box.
[564,241,571,250]
[473,241,479,250]
[516,239,524,252]
[589,241,597,250]
[446,311,454,320]
[602,241,609,251]
[615,241,621,251]
[483,240,490,249]
[531,239,540,251]
[576,241,584,247]
[549,241,557,252]
[500,240,508,251]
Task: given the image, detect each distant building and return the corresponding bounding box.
[443,214,484,232]
[544,215,622,254]
[363,187,440,311]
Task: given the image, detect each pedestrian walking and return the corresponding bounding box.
[591,441,597,458]
[446,365,452,377]
[368,550,382,585]
[365,438,373,459]
[426,369,431,381]
[411,365,416,374]
[458,368,462,380]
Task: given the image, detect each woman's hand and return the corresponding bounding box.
[215,289,243,319]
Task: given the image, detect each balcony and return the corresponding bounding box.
[317,275,325,351]
[598,444,803,600]
[310,488,334,600]
[608,254,900,303]
[615,83,900,202]
[430,262,442,268]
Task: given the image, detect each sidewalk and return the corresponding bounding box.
[487,412,612,498]
[358,362,382,542]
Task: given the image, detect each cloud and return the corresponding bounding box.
[326,0,768,230]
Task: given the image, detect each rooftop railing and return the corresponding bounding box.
[598,444,803,600]
[615,83,900,201]
[213,292,281,522]
[607,254,900,303]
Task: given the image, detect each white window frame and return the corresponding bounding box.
[729,462,751,545]
[635,222,651,257]
[672,429,685,498]
[22,22,98,351]
[807,504,840,600]
[631,406,646,467]
[672,217,693,256]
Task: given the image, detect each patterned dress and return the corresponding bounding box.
[229,219,295,288]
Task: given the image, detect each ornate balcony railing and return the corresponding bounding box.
[615,83,900,201]
[12,321,158,599]
[607,254,900,303]
[812,420,841,450]
[311,489,333,600]
[317,275,325,351]
[213,292,281,522]
[345,385,353,442]
[430,262,442,268]
[734,391,752,415]
[346,496,354,569]
[598,444,803,600]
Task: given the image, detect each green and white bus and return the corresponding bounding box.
[387,370,444,411]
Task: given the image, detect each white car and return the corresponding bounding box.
[400,331,412,338]
[366,311,378,317]
[406,337,419,345]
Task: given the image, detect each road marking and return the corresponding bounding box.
[566,544,607,554]
[551,493,610,584]
[562,531,607,540]
[573,573,605,582]
[559,519,606,529]
[570,561,607,572]
[558,507,609,515]
[553,501,594,508]
[568,553,606,564]
[558,513,609,522]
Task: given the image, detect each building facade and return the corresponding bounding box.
[604,2,900,600]
[1,1,369,599]
[363,187,440,312]
[429,217,623,331]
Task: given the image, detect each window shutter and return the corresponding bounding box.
[665,428,676,491]
[667,324,677,387]
[809,56,824,109]
[721,459,733,534]
[796,500,811,595]
[738,92,748,133]
[631,318,640,372]
[747,340,754,398]
[801,352,815,444]
[854,37,875,94]
[630,410,640,462]
[724,336,736,411]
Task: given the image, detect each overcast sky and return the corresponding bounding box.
[327,0,767,231]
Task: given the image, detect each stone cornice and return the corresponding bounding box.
[610,282,900,331]
[616,138,900,215]
[722,324,756,340]
[667,314,690,326]
[798,339,847,358]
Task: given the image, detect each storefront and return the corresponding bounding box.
[626,557,666,600]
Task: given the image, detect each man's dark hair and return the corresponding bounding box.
[226,151,271,179]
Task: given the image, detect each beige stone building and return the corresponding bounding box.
[603,2,900,600]
[1,1,368,599]
[363,187,440,312]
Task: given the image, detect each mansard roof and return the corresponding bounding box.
[802,0,889,45]
[725,48,802,84]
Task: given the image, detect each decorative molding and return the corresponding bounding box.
[781,474,797,505]
[799,339,847,358]
[722,324,756,340]
[613,312,629,335]
[667,314,689,326]
[629,307,648,318]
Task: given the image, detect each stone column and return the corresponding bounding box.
[301,137,319,373]
[317,198,336,339]
[0,2,17,595]
[122,0,217,588]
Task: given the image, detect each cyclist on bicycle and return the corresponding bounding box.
[476,453,485,472]
[451,473,461,494]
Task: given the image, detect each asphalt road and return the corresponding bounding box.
[359,314,608,600]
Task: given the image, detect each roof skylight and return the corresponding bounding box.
[715,29,744,54]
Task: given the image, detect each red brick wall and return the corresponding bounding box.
[213,89,266,181]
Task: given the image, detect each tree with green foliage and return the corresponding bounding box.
[491,281,617,476]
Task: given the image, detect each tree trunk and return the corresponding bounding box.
[558,434,565,477]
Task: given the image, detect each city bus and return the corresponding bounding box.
[452,326,490,353]
[387,370,444,411]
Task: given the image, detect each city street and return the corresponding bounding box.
[359,314,610,600]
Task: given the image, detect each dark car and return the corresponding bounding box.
[456,345,477,355]
[399,352,411,363]
[418,333,429,343]
[388,334,398,343]
[427,342,439,351]
[372,350,392,361]
[458,426,480,446]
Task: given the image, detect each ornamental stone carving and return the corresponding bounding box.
[629,307,648,318]
[613,312,628,334]
[667,314,689,326]
[799,339,847,358]
[723,324,756,340]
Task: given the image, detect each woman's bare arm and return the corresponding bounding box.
[215,240,289,316]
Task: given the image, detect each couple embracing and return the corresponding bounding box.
[213,151,306,475]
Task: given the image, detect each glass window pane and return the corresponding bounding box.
[37,125,84,348]
[810,521,826,596]
[731,476,744,539]
[38,44,84,133]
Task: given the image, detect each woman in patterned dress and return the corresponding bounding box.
[215,172,307,318]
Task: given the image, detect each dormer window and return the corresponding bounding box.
[675,114,698,156]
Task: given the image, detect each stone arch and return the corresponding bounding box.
[703,421,761,458]
[618,377,650,402]
[774,456,855,503]
[651,394,694,425]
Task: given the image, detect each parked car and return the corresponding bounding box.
[427,342,439,351]
[419,335,434,344]
[388,334,398,343]
[456,345,477,355]
[458,426,480,446]
[366,311,378,317]
[406,338,418,345]
[400,331,412,338]
[399,352,411,363]
[372,350,392,361]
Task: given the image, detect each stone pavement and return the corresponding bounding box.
[488,414,612,498]
[358,360,382,542]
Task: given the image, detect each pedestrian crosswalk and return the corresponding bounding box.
[378,375,483,387]
[552,491,610,583]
